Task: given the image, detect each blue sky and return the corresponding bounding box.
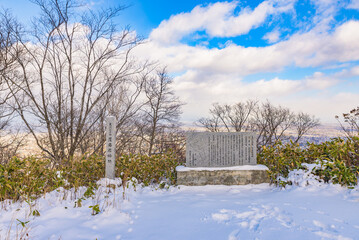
[1,0,359,124]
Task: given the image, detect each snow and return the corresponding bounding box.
[1,168,359,240]
[176,164,269,171]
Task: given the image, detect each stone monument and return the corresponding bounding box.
[105,116,116,179]
[176,132,269,185]
[186,132,257,167]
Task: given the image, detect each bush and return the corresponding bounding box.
[0,157,63,201]
[258,137,359,187]
[306,137,359,167]
[60,154,105,190]
[0,152,180,202]
[313,159,358,187]
[117,152,179,186]
[258,140,309,185]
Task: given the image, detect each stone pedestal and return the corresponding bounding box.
[176,165,270,186]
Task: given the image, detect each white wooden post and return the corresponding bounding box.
[105,116,116,179]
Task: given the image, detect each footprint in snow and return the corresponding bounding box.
[313,220,327,229]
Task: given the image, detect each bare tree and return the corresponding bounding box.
[293,112,320,143]
[210,103,231,131]
[0,10,21,82]
[79,72,147,156]
[251,101,294,148]
[0,10,24,163]
[197,100,319,151]
[140,67,184,155]
[197,116,221,132]
[336,107,359,139]
[197,100,257,132]
[221,100,257,132]
[5,0,144,164]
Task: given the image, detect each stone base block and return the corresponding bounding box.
[176,165,270,186]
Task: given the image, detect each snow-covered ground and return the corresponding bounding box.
[1,168,359,240]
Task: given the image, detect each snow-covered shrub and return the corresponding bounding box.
[313,159,358,188]
[258,140,309,186]
[258,137,359,187]
[306,136,359,167]
[277,163,322,187]
[0,152,181,202]
[308,137,359,187]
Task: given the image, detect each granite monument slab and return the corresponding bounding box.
[186,132,257,167]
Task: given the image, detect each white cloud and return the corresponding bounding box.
[310,0,343,28]
[174,71,337,98]
[311,0,342,16]
[172,70,341,123]
[350,66,359,75]
[304,72,339,90]
[335,65,359,77]
[135,20,359,76]
[263,29,281,43]
[347,0,359,10]
[283,92,359,123]
[243,78,302,95]
[275,20,359,67]
[149,0,295,44]
[133,1,359,124]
